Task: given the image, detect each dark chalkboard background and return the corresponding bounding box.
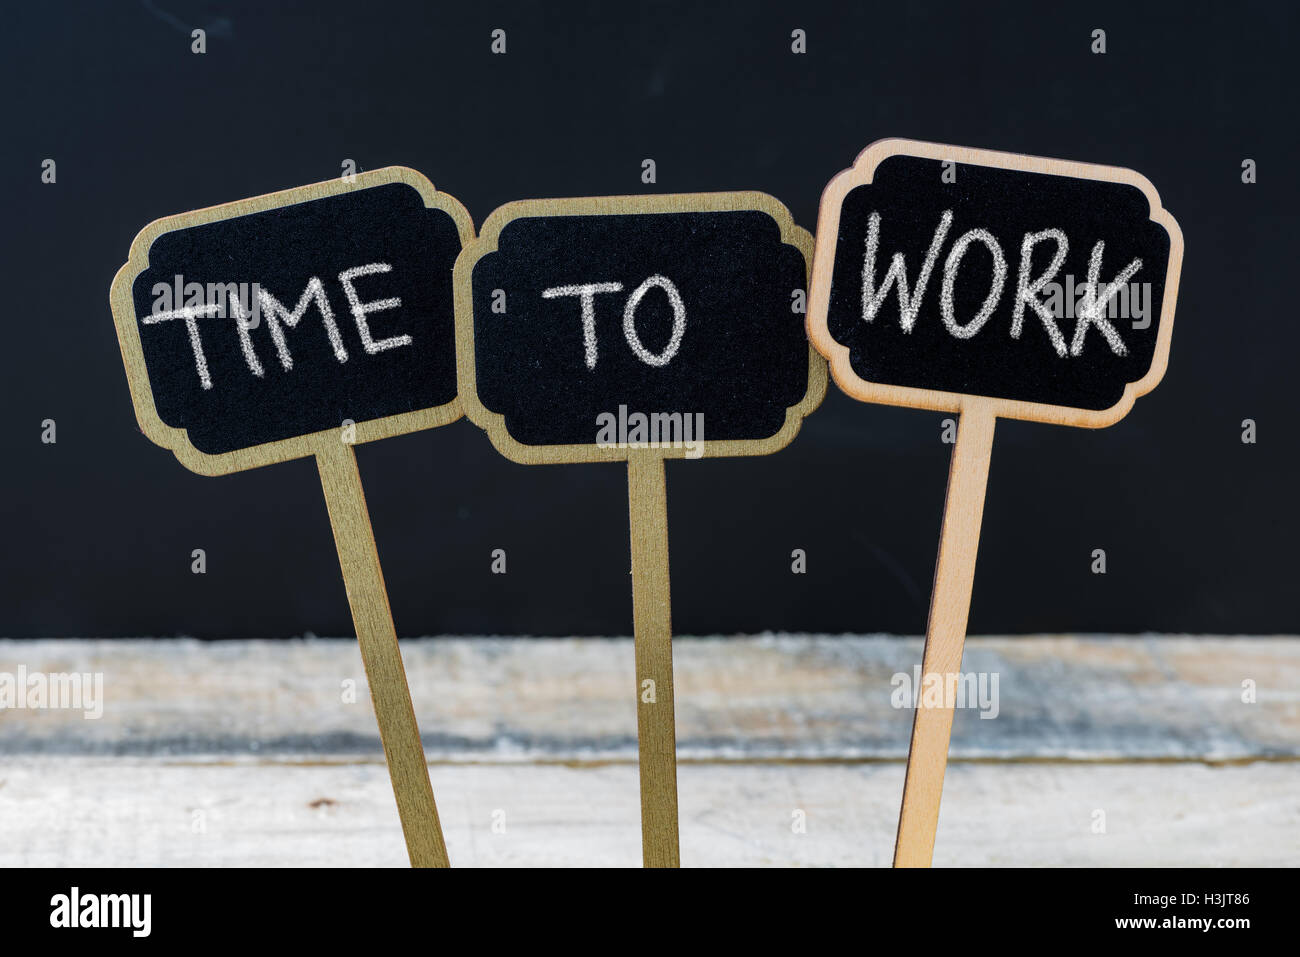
[469,208,809,446]
[824,154,1171,412]
[1,1,1294,637]
[132,181,462,454]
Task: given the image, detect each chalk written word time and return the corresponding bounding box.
[143,262,410,390]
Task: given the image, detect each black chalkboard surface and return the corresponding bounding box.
[112,167,472,472]
[810,140,1183,426]
[456,194,825,462]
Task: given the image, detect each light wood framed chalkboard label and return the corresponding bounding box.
[455,192,827,464]
[111,166,473,476]
[455,191,826,867]
[807,139,1184,869]
[108,167,474,868]
[808,138,1183,428]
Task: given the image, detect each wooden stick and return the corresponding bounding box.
[627,453,681,867]
[893,403,997,868]
[316,441,449,868]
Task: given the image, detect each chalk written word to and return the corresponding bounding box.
[859,210,1140,358]
[595,405,705,458]
[814,146,1179,415]
[144,262,410,390]
[542,275,687,370]
[461,200,818,453]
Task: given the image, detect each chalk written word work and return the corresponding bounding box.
[861,210,1141,358]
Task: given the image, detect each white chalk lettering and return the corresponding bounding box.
[1071,241,1141,356]
[541,281,624,369]
[1011,228,1071,356]
[338,262,410,354]
[622,274,686,367]
[939,228,1007,339]
[225,292,266,378]
[140,303,221,389]
[862,212,1144,358]
[862,209,952,332]
[258,277,347,371]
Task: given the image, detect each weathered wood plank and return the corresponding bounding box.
[1,757,1295,867]
[1,636,1295,760]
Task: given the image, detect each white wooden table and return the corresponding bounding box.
[1,635,1296,866]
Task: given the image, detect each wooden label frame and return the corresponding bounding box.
[807,138,1184,429]
[454,191,827,464]
[110,166,474,475]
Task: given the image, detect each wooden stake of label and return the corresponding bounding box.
[316,441,449,868]
[893,402,995,868]
[627,452,680,868]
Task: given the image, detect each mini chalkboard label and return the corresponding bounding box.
[456,193,825,463]
[455,192,826,867]
[112,167,471,473]
[809,139,1183,426]
[109,167,474,868]
[807,139,1184,869]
